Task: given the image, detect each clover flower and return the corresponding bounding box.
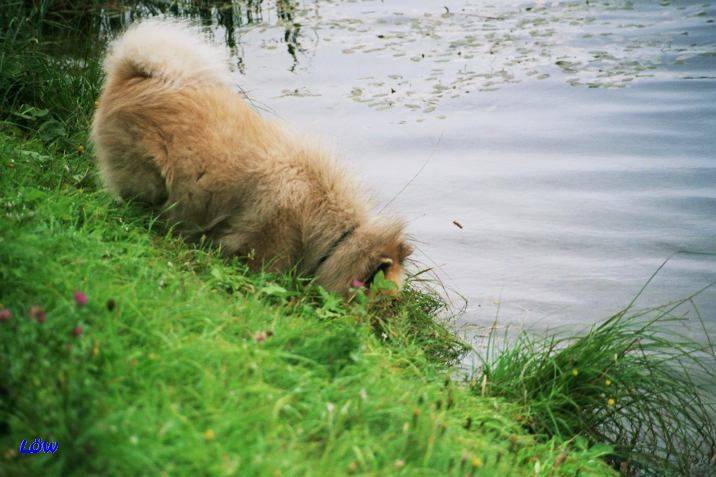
[0,309,11,322]
[253,331,267,343]
[74,291,88,306]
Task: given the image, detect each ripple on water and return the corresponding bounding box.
[88,0,716,335]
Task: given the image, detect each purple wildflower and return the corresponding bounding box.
[0,309,11,322]
[74,291,88,306]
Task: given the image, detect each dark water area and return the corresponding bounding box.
[47,0,716,341]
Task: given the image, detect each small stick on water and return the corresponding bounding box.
[452,220,463,229]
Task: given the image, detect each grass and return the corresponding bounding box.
[1,1,715,476]
[474,300,716,475]
[0,131,616,476]
[0,1,103,151]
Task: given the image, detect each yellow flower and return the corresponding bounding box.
[571,368,579,377]
[471,457,483,468]
[204,429,215,441]
[605,379,612,386]
[607,398,616,407]
[76,144,85,154]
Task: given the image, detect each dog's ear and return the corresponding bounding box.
[398,242,413,262]
[363,241,410,291]
[363,252,406,294]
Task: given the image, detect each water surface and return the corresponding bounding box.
[102,0,716,338]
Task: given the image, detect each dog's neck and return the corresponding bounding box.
[309,225,358,277]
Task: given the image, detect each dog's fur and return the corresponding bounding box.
[91,19,412,295]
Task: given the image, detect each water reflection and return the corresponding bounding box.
[43,1,303,73]
[41,1,716,336]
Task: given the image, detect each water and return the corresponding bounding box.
[100,0,716,338]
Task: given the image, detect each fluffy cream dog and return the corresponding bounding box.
[91,19,412,295]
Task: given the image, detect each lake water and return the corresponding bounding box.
[107,0,716,339]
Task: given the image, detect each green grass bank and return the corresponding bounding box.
[1,131,617,476]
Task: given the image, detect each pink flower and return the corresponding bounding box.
[253,331,267,343]
[74,291,88,306]
[29,305,46,323]
[0,309,11,322]
[73,326,84,337]
[351,280,366,289]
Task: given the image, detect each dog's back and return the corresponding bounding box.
[91,19,411,294]
[91,19,235,207]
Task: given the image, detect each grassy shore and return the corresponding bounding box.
[1,2,715,476]
[0,131,618,476]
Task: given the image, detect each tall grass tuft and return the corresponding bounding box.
[0,0,103,148]
[474,294,716,475]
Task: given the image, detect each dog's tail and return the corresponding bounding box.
[102,18,233,87]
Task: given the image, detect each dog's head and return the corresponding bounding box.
[314,219,413,296]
